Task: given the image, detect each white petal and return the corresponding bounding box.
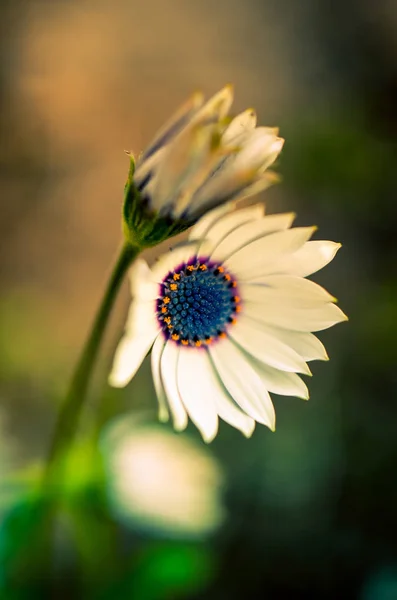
[192,85,234,124]
[145,87,234,216]
[125,297,158,336]
[211,212,296,262]
[254,275,335,302]
[140,91,204,160]
[243,301,348,332]
[281,330,328,361]
[222,109,257,145]
[188,202,234,240]
[111,284,159,386]
[160,341,188,431]
[109,330,158,388]
[210,338,276,430]
[187,167,261,218]
[171,143,238,218]
[150,241,201,283]
[151,334,169,422]
[177,348,219,442]
[258,138,285,171]
[208,380,256,437]
[290,241,342,277]
[196,204,264,256]
[225,227,316,279]
[250,240,342,279]
[239,279,335,309]
[188,129,282,214]
[129,258,159,301]
[229,314,311,375]
[231,127,284,173]
[248,323,328,362]
[150,122,219,214]
[247,354,309,399]
[222,172,278,204]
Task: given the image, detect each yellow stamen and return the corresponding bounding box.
[187,265,195,272]
[219,332,227,339]
[195,340,202,347]
[233,296,240,303]
[170,283,178,291]
[161,307,168,314]
[172,333,180,341]
[181,339,189,346]
[199,264,207,271]
[173,273,180,280]
[224,274,231,281]
[164,316,171,324]
[205,337,212,345]
[163,296,170,304]
[235,305,242,313]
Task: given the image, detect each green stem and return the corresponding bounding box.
[44,241,140,483]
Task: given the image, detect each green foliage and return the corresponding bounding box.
[0,491,54,598]
[283,113,394,215]
[0,434,216,599]
[99,542,215,600]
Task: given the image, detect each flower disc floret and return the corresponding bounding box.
[157,259,239,346]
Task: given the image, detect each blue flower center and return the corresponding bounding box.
[157,257,240,346]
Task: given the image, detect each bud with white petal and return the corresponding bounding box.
[123,86,284,248]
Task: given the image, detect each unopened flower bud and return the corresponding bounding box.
[123,86,284,248]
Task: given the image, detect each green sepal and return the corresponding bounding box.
[122,155,195,249]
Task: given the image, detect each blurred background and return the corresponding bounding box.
[0,0,396,598]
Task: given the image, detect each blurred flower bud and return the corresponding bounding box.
[102,417,225,538]
[123,86,284,248]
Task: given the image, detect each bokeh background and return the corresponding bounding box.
[1,0,397,598]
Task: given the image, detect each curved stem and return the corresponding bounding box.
[44,242,140,483]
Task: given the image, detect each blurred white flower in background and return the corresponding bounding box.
[110,204,347,441]
[102,417,225,537]
[131,85,284,220]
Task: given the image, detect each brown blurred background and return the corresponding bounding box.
[1,0,397,598]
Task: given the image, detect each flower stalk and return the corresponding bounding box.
[44,241,140,483]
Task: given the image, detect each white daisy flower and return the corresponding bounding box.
[110,204,347,442]
[123,86,284,246]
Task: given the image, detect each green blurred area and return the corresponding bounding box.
[1,0,396,598]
